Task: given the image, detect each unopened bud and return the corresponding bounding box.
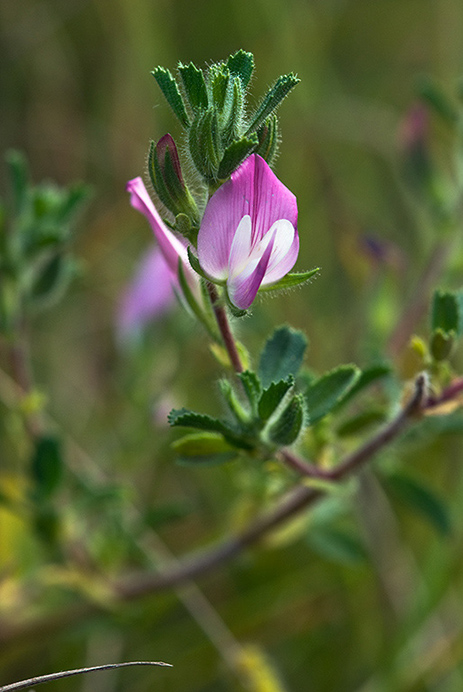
[148,134,199,229]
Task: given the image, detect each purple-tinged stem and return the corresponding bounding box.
[206,282,244,373]
[426,376,463,408]
[0,374,453,650]
[279,373,427,481]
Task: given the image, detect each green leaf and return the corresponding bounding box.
[308,528,367,565]
[457,290,463,336]
[178,452,238,466]
[55,183,90,227]
[430,328,455,361]
[304,365,361,425]
[178,62,209,112]
[172,431,235,456]
[225,293,249,318]
[219,379,250,426]
[267,393,305,446]
[5,149,29,214]
[209,64,229,112]
[431,289,460,335]
[247,73,300,134]
[417,76,458,125]
[30,436,63,500]
[220,77,244,146]
[145,502,191,529]
[148,140,172,211]
[152,67,190,128]
[238,371,262,414]
[336,409,387,437]
[258,326,307,388]
[258,268,320,293]
[217,135,258,179]
[254,115,279,165]
[258,377,294,422]
[33,504,60,545]
[168,408,252,449]
[226,50,255,88]
[189,109,221,179]
[337,363,391,407]
[29,253,74,306]
[177,258,218,339]
[381,472,451,536]
[187,246,212,281]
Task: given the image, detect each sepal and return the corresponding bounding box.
[246,73,300,134]
[254,115,279,165]
[151,67,190,128]
[148,135,199,229]
[226,50,255,88]
[267,393,305,446]
[258,377,295,422]
[217,135,259,180]
[259,268,320,293]
[178,61,208,112]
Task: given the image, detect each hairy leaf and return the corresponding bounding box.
[247,73,300,133]
[258,326,307,388]
[304,365,360,425]
[168,408,252,449]
[178,61,208,112]
[381,472,451,535]
[267,393,304,446]
[258,377,294,422]
[431,289,460,335]
[226,50,255,88]
[259,268,320,293]
[152,67,190,128]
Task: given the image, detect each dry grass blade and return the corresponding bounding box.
[0,661,172,691]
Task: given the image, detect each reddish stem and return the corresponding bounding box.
[206,283,244,373]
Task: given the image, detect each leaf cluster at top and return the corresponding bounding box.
[152,50,299,183]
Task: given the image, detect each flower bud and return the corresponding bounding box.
[148,134,199,229]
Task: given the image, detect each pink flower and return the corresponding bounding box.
[197,154,299,309]
[126,177,190,273]
[118,247,175,339]
[121,177,200,338]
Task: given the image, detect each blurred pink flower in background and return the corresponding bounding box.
[118,246,175,339]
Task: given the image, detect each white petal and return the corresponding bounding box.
[228,215,253,279]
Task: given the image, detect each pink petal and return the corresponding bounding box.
[261,219,299,285]
[126,177,189,274]
[198,155,298,279]
[118,247,175,338]
[227,229,277,309]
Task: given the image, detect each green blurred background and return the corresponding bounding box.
[2,0,463,690]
